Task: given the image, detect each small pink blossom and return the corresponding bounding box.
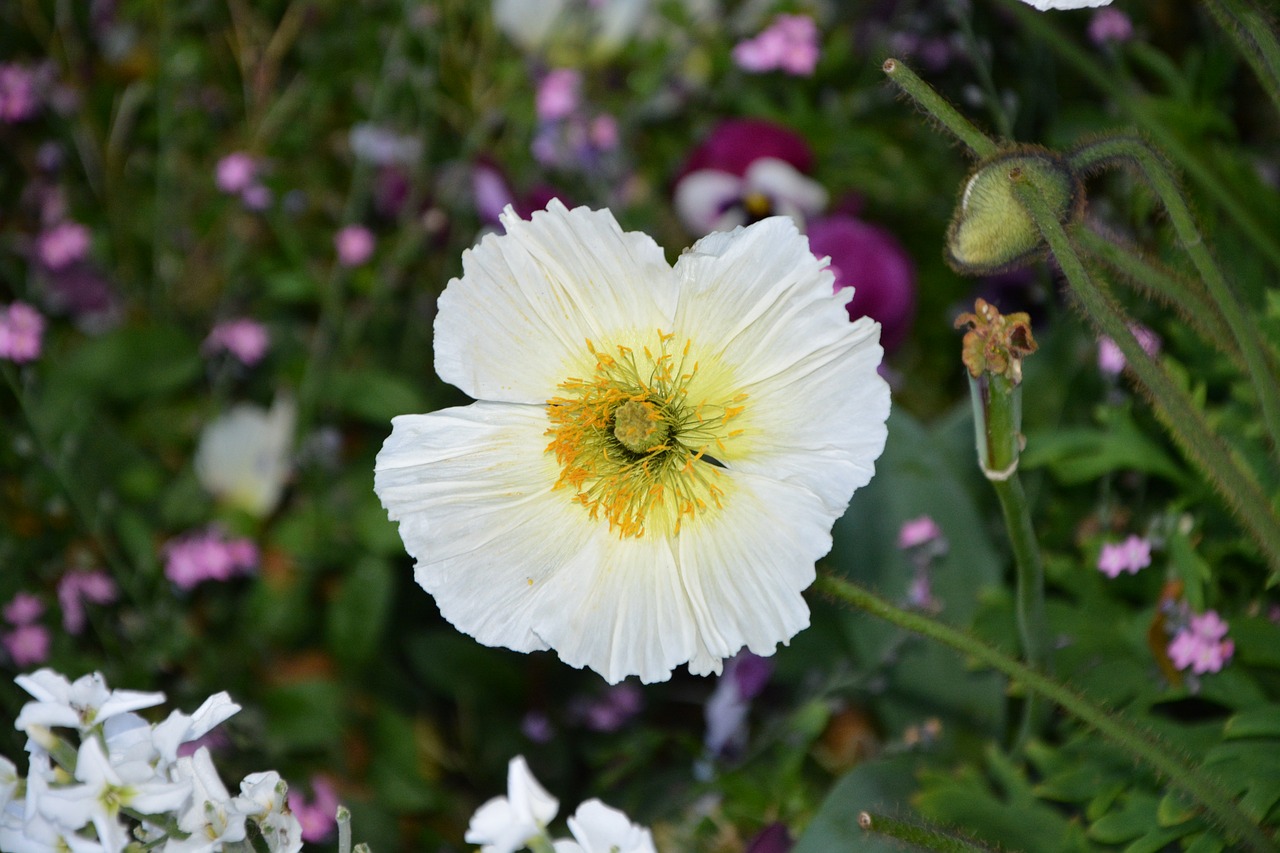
[288,776,341,843]
[1098,323,1160,376]
[733,15,820,76]
[36,222,91,270]
[1089,8,1133,45]
[0,64,40,123]
[0,302,46,363]
[536,69,582,122]
[204,318,270,366]
[56,569,118,635]
[1096,534,1152,578]
[164,529,260,590]
[334,225,375,267]
[3,624,51,667]
[589,114,619,150]
[1168,610,1235,675]
[3,593,45,626]
[216,152,258,194]
[898,516,943,550]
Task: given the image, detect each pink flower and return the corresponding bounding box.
[1168,610,1235,675]
[536,69,582,122]
[204,318,270,366]
[164,529,259,591]
[288,776,341,843]
[589,114,619,150]
[1089,8,1133,45]
[2,624,51,667]
[897,516,943,550]
[3,592,45,625]
[36,222,91,270]
[56,569,118,635]
[0,64,40,123]
[216,152,258,194]
[733,15,820,76]
[334,225,375,267]
[1098,323,1160,376]
[240,184,273,211]
[807,215,917,352]
[0,302,46,363]
[1096,534,1152,578]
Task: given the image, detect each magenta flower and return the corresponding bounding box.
[536,68,582,122]
[37,221,91,270]
[1098,323,1160,376]
[705,651,773,757]
[674,120,826,235]
[897,516,943,550]
[733,14,820,76]
[3,624,51,667]
[56,569,118,635]
[204,318,270,366]
[4,592,45,625]
[334,225,375,267]
[216,152,258,194]
[746,823,794,853]
[0,302,46,363]
[1089,8,1133,45]
[0,63,40,123]
[1168,610,1235,675]
[164,529,259,591]
[807,215,916,352]
[288,776,341,843]
[1096,534,1152,578]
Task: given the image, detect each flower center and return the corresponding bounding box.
[545,330,747,539]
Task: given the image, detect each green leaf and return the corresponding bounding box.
[1022,410,1186,485]
[793,754,925,853]
[1224,704,1280,739]
[326,556,393,665]
[262,680,345,751]
[1088,793,1160,844]
[323,368,428,423]
[61,324,201,401]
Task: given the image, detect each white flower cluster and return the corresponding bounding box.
[0,669,304,853]
[467,756,656,853]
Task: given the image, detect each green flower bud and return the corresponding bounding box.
[945,148,1083,276]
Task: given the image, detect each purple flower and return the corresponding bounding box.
[164,529,259,590]
[807,215,916,351]
[521,710,555,743]
[56,569,118,635]
[3,624,51,667]
[1097,534,1152,579]
[0,63,40,123]
[589,114,619,150]
[0,302,46,363]
[216,152,258,194]
[897,516,943,550]
[334,225,375,267]
[1089,8,1133,45]
[1168,610,1234,675]
[572,683,644,733]
[1098,323,1160,376]
[240,183,273,211]
[4,592,45,625]
[733,15,820,76]
[746,823,794,853]
[674,120,826,235]
[705,651,773,758]
[536,68,582,122]
[288,775,341,843]
[204,318,270,366]
[36,222,91,270]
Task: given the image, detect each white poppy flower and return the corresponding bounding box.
[194,397,295,517]
[553,799,656,853]
[375,201,889,683]
[1019,0,1112,8]
[465,756,559,853]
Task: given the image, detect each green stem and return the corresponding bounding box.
[1009,176,1280,579]
[1201,0,1280,117]
[1069,136,1280,457]
[1074,229,1240,367]
[858,810,996,853]
[882,58,999,158]
[999,0,1280,272]
[815,576,1275,853]
[336,806,352,853]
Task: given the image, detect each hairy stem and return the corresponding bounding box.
[882,58,999,158]
[858,810,996,853]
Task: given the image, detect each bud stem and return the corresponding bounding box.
[1010,174,1280,579]
[1201,0,1280,117]
[858,810,995,852]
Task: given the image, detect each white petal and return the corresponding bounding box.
[566,799,656,853]
[1021,0,1110,7]
[434,200,677,404]
[743,158,828,217]
[673,170,743,235]
[507,756,558,827]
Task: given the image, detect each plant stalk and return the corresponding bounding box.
[882,59,999,158]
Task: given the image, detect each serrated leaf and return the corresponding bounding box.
[1088,794,1160,844]
[1155,792,1197,827]
[1022,409,1186,485]
[1121,823,1198,853]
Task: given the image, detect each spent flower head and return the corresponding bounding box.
[954,298,1038,383]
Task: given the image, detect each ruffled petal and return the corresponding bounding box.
[434,200,677,403]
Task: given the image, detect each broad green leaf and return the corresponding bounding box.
[793,754,925,853]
